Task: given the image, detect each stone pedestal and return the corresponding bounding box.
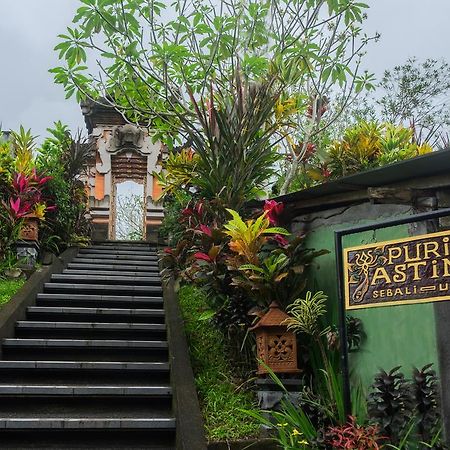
[14,240,39,270]
[256,377,303,409]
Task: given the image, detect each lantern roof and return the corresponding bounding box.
[250,302,291,330]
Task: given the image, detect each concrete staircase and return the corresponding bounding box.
[0,243,176,449]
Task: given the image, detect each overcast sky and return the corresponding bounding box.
[1,0,449,142]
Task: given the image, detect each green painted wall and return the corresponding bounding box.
[301,217,440,392]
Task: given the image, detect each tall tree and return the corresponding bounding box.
[377,58,450,146]
[51,0,376,198]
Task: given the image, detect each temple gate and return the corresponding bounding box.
[81,100,164,242]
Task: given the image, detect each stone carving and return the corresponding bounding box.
[267,334,295,364]
[114,124,143,149]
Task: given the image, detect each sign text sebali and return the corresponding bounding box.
[344,230,450,310]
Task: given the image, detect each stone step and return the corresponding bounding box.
[63,269,160,278]
[43,283,162,296]
[36,294,164,309]
[91,242,156,249]
[27,307,166,324]
[75,254,158,261]
[72,258,159,267]
[0,397,173,419]
[0,418,176,429]
[0,432,175,450]
[51,274,161,286]
[2,339,168,362]
[0,361,170,386]
[0,385,172,397]
[16,321,166,340]
[0,360,169,372]
[79,249,157,256]
[86,247,157,253]
[67,263,160,273]
[3,339,168,350]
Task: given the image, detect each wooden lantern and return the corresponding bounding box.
[250,302,300,375]
[19,215,39,241]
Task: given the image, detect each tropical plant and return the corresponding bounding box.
[412,364,441,444]
[326,415,384,450]
[152,148,199,201]
[368,367,415,445]
[183,73,282,208]
[51,0,377,197]
[234,253,290,306]
[0,141,13,188]
[223,208,325,308]
[283,291,353,425]
[326,121,433,178]
[158,191,192,246]
[327,121,382,176]
[223,208,289,265]
[284,291,329,337]
[36,122,91,251]
[346,316,365,352]
[10,126,36,174]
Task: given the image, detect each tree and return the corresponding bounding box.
[377,58,450,147]
[115,193,145,240]
[51,0,376,199]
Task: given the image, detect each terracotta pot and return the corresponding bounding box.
[19,215,39,241]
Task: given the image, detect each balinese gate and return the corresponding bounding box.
[81,100,164,242]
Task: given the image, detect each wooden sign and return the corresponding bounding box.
[344,230,450,310]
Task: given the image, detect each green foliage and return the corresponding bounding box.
[0,126,53,266]
[368,367,415,445]
[178,284,260,441]
[294,121,434,185]
[378,58,450,146]
[152,149,198,202]
[185,74,282,209]
[10,126,37,174]
[52,0,376,197]
[36,122,91,252]
[0,278,24,308]
[368,365,446,449]
[412,364,441,444]
[346,316,365,352]
[159,192,192,246]
[327,121,383,176]
[284,291,329,337]
[224,208,289,265]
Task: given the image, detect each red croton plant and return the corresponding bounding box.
[4,170,54,221]
[326,416,385,450]
[162,198,327,313]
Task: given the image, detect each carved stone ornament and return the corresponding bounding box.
[250,302,300,375]
[114,124,143,149]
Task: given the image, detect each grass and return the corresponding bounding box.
[0,278,25,308]
[178,284,261,442]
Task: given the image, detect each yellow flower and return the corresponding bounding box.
[292,428,301,436]
[33,203,47,220]
[276,422,288,427]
